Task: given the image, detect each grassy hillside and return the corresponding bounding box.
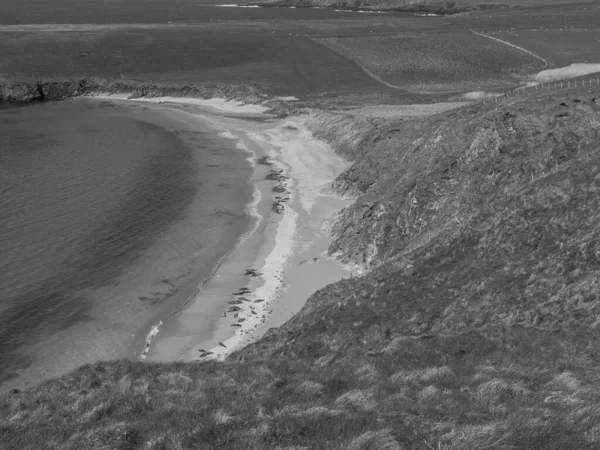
[3,85,600,449]
[253,0,592,13]
[319,31,545,92]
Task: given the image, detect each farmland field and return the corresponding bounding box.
[479,28,600,66]
[0,25,392,96]
[318,32,546,92]
[1,1,599,101]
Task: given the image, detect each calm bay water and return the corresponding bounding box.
[0,99,252,390]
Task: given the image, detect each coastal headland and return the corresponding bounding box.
[2,0,600,448]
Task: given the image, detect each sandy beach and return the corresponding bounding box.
[89,93,354,362]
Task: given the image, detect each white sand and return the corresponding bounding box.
[87,92,269,114]
[532,63,600,83]
[87,92,132,101]
[82,93,354,363]
[184,117,353,361]
[460,91,503,101]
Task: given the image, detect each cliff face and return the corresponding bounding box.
[328,96,600,268]
[254,0,511,14]
[0,78,270,105]
[238,88,600,361]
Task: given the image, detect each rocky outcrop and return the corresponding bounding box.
[0,78,271,105]
[327,94,600,269]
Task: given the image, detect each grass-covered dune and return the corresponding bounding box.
[3,85,600,449]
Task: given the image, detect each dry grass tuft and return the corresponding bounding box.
[294,380,324,397]
[418,385,441,401]
[118,375,131,393]
[355,364,379,383]
[335,390,377,411]
[347,428,403,450]
[249,422,270,437]
[567,405,600,427]
[156,371,192,386]
[420,366,455,383]
[293,406,345,419]
[441,423,506,450]
[274,446,309,450]
[388,366,454,387]
[214,408,235,425]
[383,336,412,353]
[547,372,580,391]
[475,378,530,406]
[389,370,421,385]
[251,365,275,382]
[584,424,600,443]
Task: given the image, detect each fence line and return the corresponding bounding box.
[480,76,600,106]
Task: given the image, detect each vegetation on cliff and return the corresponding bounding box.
[0,79,270,105]
[2,84,600,449]
[252,0,511,14]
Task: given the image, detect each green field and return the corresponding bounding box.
[319,32,545,92]
[0,25,391,96]
[2,0,599,100]
[481,28,600,66]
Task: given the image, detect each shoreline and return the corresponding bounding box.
[178,113,353,362]
[81,92,353,364]
[94,94,354,363]
[74,95,266,365]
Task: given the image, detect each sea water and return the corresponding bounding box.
[0,99,252,390]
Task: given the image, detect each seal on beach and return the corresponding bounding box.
[233,288,251,296]
[245,268,263,277]
[219,342,227,348]
[238,318,246,323]
[228,306,241,312]
[254,299,265,303]
[231,323,242,328]
[229,300,243,305]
